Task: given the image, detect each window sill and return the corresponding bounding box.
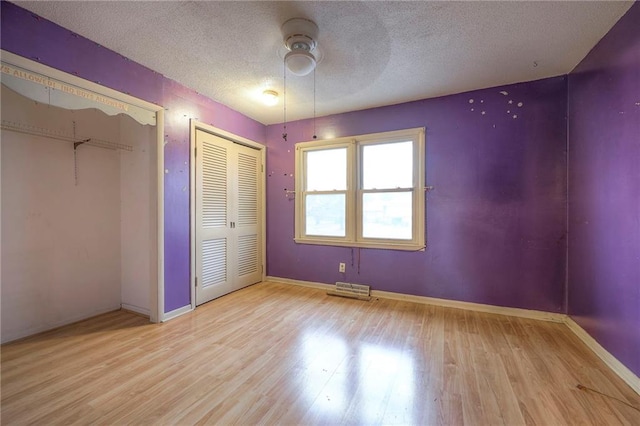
[294,238,425,252]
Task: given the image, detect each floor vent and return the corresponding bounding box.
[327,282,371,301]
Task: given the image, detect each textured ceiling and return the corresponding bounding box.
[15,1,633,125]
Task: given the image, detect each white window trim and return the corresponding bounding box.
[294,127,425,251]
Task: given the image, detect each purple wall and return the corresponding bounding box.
[1,1,266,313]
[4,1,638,379]
[266,77,568,313]
[568,3,640,377]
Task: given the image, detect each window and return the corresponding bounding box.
[295,128,425,251]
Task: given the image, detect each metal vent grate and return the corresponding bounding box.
[327,282,371,301]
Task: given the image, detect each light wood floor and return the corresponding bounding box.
[2,281,639,425]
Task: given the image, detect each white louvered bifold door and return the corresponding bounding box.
[234,145,262,288]
[195,130,262,306]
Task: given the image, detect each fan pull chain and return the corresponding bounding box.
[313,67,317,139]
[282,61,287,142]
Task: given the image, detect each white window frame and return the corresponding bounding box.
[294,127,425,251]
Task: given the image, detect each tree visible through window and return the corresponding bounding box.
[295,128,425,251]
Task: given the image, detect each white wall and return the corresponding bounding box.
[1,86,155,342]
[120,115,157,315]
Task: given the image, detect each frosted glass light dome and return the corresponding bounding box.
[284,50,316,76]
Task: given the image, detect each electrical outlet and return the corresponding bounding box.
[339,262,346,273]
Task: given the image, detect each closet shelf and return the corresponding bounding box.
[1,120,133,152]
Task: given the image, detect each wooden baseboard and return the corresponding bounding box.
[564,317,640,395]
[371,288,566,322]
[267,276,639,395]
[266,276,565,322]
[162,304,192,322]
[266,276,334,291]
[121,303,151,318]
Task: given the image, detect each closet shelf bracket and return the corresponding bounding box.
[74,139,91,150]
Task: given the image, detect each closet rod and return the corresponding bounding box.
[1,120,133,152]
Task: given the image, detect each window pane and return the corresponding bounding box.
[362,192,412,239]
[306,148,347,191]
[305,194,346,237]
[362,141,413,189]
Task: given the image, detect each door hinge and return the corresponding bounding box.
[261,164,264,172]
[195,276,198,287]
[194,147,197,157]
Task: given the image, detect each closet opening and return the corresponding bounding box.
[1,51,165,342]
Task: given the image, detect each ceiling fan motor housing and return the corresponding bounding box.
[282,18,319,52]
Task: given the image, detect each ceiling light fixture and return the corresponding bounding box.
[282,18,318,77]
[262,89,279,106]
